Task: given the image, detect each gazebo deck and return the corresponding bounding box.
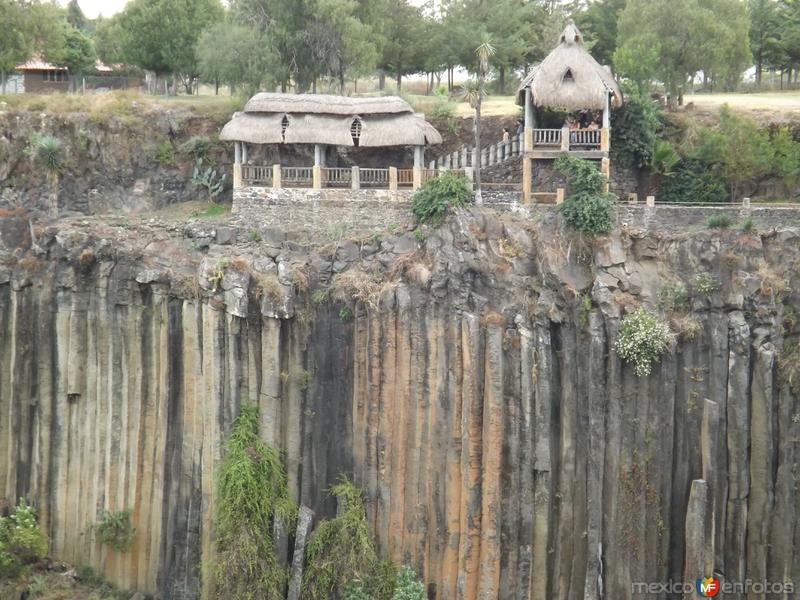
[240,164,453,190]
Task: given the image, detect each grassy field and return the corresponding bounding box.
[3,89,799,122]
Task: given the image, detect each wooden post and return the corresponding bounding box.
[525,127,533,153]
[602,91,611,129]
[601,157,610,193]
[524,87,534,132]
[556,187,565,204]
[312,165,322,189]
[314,144,324,167]
[412,166,422,189]
[272,164,282,189]
[351,166,360,190]
[522,157,532,204]
[242,143,248,164]
[561,127,570,151]
[389,167,398,191]
[600,128,610,152]
[233,142,242,189]
[414,145,424,168]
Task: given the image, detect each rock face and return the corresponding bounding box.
[0,206,799,600]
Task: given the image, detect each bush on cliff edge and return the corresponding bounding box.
[0,500,48,579]
[614,307,673,377]
[554,155,616,235]
[411,172,473,226]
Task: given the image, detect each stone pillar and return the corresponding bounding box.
[524,88,536,150]
[464,167,474,185]
[412,166,423,190]
[241,142,248,164]
[489,144,496,166]
[471,147,478,169]
[601,158,610,193]
[443,153,450,169]
[627,192,638,204]
[389,166,398,191]
[522,157,532,204]
[646,195,655,207]
[272,164,282,189]
[351,166,360,190]
[314,144,324,167]
[683,480,708,598]
[429,160,436,170]
[512,136,519,156]
[287,506,314,600]
[461,146,468,167]
[233,142,242,189]
[414,145,425,168]
[556,187,565,204]
[561,127,570,151]
[312,165,322,189]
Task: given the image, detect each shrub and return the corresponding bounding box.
[302,478,393,600]
[392,566,426,600]
[615,308,673,377]
[30,135,65,172]
[657,158,728,204]
[0,499,48,578]
[610,91,663,170]
[178,135,213,159]
[154,139,173,165]
[740,218,756,233]
[658,281,689,312]
[554,155,616,235]
[707,214,734,229]
[214,404,297,600]
[94,509,135,552]
[411,172,472,225]
[693,273,719,296]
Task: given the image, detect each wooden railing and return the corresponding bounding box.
[360,168,389,187]
[397,169,414,187]
[569,128,601,148]
[242,165,273,184]
[322,167,352,187]
[533,129,562,146]
[281,166,313,186]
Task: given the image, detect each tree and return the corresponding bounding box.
[0,0,32,93]
[696,0,751,90]
[471,38,495,205]
[377,0,426,89]
[117,0,223,94]
[60,25,96,92]
[747,0,782,85]
[197,22,276,95]
[66,0,87,30]
[576,0,627,68]
[93,15,125,65]
[615,0,750,107]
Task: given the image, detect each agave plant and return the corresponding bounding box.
[192,158,227,202]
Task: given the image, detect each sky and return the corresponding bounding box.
[63,0,430,19]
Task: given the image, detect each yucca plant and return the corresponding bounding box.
[32,136,65,218]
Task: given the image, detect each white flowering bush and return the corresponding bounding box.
[0,499,48,578]
[615,308,673,377]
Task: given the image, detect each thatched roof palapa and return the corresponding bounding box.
[221,92,442,147]
[516,20,622,111]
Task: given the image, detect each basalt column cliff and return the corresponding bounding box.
[0,206,798,599]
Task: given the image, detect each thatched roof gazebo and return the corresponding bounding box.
[221,93,442,190]
[515,20,622,115]
[515,20,624,202]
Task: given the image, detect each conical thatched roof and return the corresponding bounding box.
[220,93,442,147]
[516,20,622,111]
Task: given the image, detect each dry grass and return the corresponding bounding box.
[331,269,383,307]
[482,311,506,327]
[758,264,792,300]
[250,271,284,303]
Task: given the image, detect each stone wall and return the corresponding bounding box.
[232,186,415,240]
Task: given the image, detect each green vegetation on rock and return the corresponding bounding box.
[214,404,297,600]
[554,155,616,235]
[615,307,673,377]
[0,500,48,579]
[411,172,473,226]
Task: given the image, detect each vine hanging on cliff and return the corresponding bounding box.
[214,404,297,600]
